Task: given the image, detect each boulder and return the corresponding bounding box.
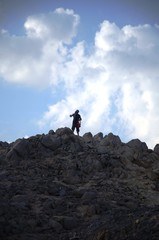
[94,132,103,142]
[41,134,61,151]
[100,132,122,147]
[154,144,159,155]
[127,138,148,152]
[6,138,29,160]
[83,132,93,143]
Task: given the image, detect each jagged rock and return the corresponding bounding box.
[55,127,73,136]
[48,219,63,233]
[103,132,122,147]
[62,216,79,230]
[127,138,148,152]
[94,132,103,141]
[96,132,122,154]
[48,129,55,135]
[1,128,159,240]
[0,141,9,147]
[6,138,29,160]
[154,144,159,155]
[41,134,61,151]
[95,133,122,154]
[83,132,93,142]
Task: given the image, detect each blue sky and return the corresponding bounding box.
[0,0,159,149]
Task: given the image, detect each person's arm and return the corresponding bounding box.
[78,115,82,121]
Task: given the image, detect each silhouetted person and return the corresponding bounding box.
[70,110,82,135]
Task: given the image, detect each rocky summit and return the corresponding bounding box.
[0,127,159,240]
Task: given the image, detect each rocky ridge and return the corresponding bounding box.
[0,127,159,240]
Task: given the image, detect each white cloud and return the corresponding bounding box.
[24,8,79,42]
[0,9,159,148]
[0,8,79,88]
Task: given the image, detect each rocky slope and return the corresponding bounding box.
[0,127,159,240]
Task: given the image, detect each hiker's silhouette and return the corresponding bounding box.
[70,110,82,135]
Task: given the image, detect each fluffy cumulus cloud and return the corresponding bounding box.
[0,9,159,148]
[0,8,79,87]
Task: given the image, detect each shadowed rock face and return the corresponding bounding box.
[0,127,159,240]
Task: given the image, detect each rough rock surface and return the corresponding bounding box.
[0,127,159,240]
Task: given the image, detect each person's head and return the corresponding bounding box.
[75,110,79,114]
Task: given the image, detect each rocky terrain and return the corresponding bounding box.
[0,127,159,240]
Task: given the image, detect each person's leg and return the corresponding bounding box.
[72,123,75,132]
[76,127,79,136]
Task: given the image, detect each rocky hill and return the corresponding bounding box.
[0,127,159,240]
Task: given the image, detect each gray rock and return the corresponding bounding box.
[1,127,159,240]
[83,132,93,142]
[127,138,148,152]
[48,129,55,135]
[56,127,73,136]
[102,132,122,147]
[6,138,29,159]
[41,134,61,151]
[62,216,79,230]
[94,132,103,141]
[154,144,159,155]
